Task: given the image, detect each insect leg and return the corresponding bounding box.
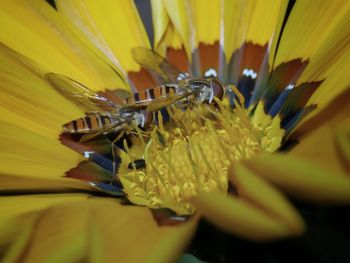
[109,128,128,182]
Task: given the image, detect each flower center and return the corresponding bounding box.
[118,94,284,215]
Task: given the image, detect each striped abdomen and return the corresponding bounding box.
[63,112,121,134]
[125,84,184,104]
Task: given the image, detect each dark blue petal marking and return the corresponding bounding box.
[89,182,125,197]
[268,88,292,117]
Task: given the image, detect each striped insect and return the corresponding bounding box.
[125,47,225,111]
[46,73,153,137]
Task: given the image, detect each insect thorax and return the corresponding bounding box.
[188,79,214,103]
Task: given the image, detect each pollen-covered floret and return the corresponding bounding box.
[118,98,284,215]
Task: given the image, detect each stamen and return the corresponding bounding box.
[118,95,284,215]
[134,125,146,147]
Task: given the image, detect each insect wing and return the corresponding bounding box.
[131,47,188,84]
[97,89,132,106]
[46,73,120,112]
[119,93,188,112]
[146,93,190,112]
[78,121,126,143]
[113,89,132,103]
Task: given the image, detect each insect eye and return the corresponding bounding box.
[210,78,225,99]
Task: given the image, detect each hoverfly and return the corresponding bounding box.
[46,73,153,137]
[46,73,157,177]
[124,47,225,112]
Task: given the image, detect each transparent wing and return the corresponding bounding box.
[146,93,191,112]
[120,92,190,112]
[112,89,132,105]
[78,121,127,142]
[131,47,188,84]
[46,73,120,112]
[98,89,132,106]
[113,89,132,101]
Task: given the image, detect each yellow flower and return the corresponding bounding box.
[0,0,350,262]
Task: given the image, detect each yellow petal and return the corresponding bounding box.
[153,0,287,78]
[0,122,82,178]
[335,120,350,171]
[56,0,150,72]
[0,45,84,178]
[29,0,129,90]
[156,22,185,56]
[190,192,292,241]
[223,0,287,62]
[0,195,90,263]
[156,0,222,48]
[297,8,350,83]
[290,119,350,175]
[229,163,305,235]
[161,0,197,59]
[0,198,197,263]
[306,53,350,116]
[151,1,183,56]
[244,154,350,204]
[0,1,124,91]
[0,193,89,224]
[0,174,93,193]
[274,1,350,66]
[0,195,94,263]
[151,0,170,48]
[0,44,83,137]
[145,215,199,263]
[293,87,350,137]
[297,8,350,113]
[192,0,221,45]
